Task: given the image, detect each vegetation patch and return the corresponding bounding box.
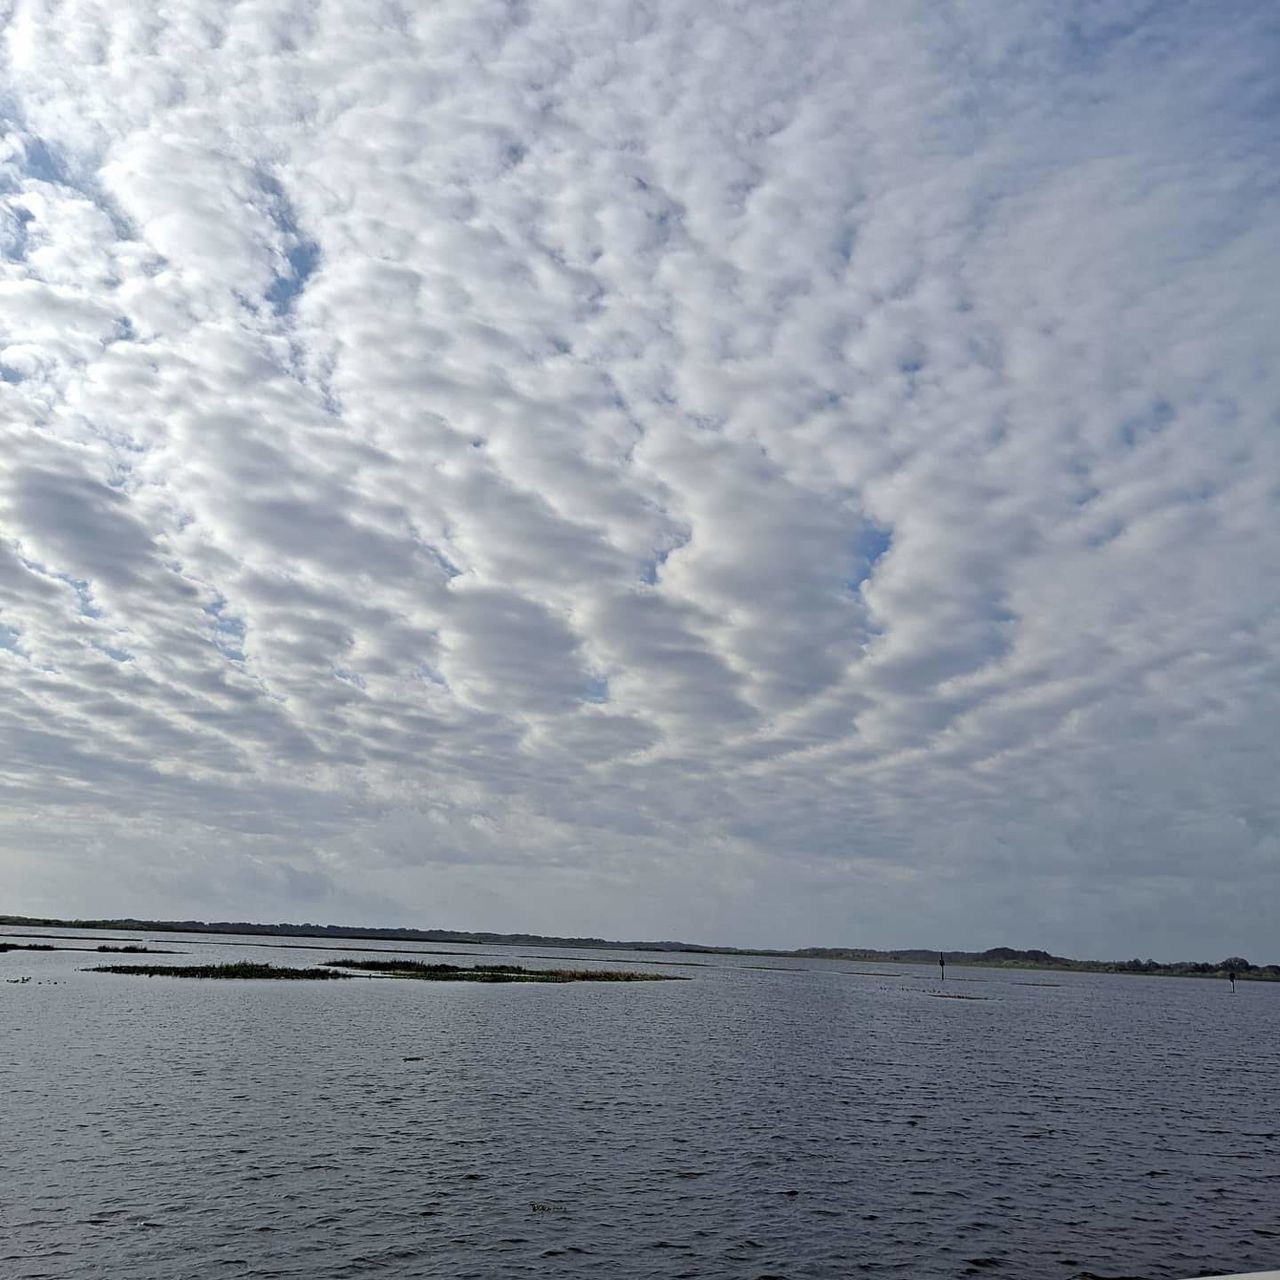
[324,959,682,982]
[96,945,177,953]
[2,942,176,954]
[91,962,351,980]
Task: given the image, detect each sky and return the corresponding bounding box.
[0,1,1277,960]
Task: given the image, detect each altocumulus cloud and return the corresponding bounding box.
[1,0,1277,958]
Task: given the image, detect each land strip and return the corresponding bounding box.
[5,916,1274,980]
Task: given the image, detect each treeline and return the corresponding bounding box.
[1068,954,1280,979]
[794,945,1280,981]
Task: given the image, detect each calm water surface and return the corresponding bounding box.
[3,928,1278,1279]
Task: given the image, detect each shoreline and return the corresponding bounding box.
[3,915,1276,981]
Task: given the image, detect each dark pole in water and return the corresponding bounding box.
[939,952,945,982]
[1228,968,1236,993]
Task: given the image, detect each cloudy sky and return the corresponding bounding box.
[1,1,1277,959]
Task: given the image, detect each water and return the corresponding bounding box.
[3,928,1278,1279]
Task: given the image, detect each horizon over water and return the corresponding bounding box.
[4,926,1278,1280]
[5,915,1275,973]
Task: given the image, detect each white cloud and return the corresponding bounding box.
[1,0,1277,958]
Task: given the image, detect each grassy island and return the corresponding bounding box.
[92,962,350,980]
[1,942,175,954]
[323,959,683,982]
[86,959,681,982]
[96,944,176,953]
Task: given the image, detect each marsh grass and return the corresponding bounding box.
[91,962,350,980]
[2,943,175,954]
[323,959,682,982]
[96,945,175,953]
[87,959,682,983]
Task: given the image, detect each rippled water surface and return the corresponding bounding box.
[3,928,1278,1279]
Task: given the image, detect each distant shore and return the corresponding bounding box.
[3,915,1276,981]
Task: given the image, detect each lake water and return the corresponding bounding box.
[3,927,1278,1279]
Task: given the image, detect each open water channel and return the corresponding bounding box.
[2,927,1277,1279]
